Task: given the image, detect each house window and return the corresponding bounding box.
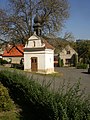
[66,59,71,64]
[67,51,70,54]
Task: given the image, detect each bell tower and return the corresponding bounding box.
[33,14,42,36]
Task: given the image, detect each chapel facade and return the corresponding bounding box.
[24,14,54,74]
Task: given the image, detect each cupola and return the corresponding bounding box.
[33,14,42,36]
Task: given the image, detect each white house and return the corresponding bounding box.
[24,14,54,74]
[59,45,78,66]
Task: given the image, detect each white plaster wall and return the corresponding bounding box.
[3,57,23,64]
[25,39,43,48]
[45,49,54,69]
[24,49,54,73]
[24,53,31,70]
[24,51,45,71]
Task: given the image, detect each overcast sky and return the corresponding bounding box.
[0,0,90,40]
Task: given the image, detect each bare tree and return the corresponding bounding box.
[0,0,69,43]
[63,32,75,41]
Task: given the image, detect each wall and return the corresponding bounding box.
[3,57,23,64]
[60,48,78,66]
[24,51,45,71]
[45,49,54,73]
[24,49,54,74]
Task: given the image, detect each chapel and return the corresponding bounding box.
[24,14,54,74]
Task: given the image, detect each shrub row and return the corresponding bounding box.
[76,63,88,69]
[0,70,90,120]
[0,59,8,65]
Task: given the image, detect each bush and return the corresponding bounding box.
[0,83,14,112]
[0,70,90,120]
[76,63,88,69]
[11,63,24,70]
[0,59,8,65]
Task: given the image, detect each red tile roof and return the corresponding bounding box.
[3,44,24,57]
[44,40,54,50]
[40,37,54,50]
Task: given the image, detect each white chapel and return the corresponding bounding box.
[24,14,54,74]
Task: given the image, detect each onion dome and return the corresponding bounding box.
[34,14,41,24]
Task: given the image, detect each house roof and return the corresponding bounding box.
[2,44,24,57]
[60,45,78,54]
[44,40,54,50]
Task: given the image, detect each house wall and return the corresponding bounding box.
[60,48,78,66]
[3,57,23,64]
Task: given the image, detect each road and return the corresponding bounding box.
[26,67,90,95]
[0,66,90,95]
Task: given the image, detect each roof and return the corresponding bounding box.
[60,45,78,55]
[44,40,54,50]
[38,37,54,50]
[3,44,24,57]
[26,32,54,50]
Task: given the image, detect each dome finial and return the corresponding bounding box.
[33,10,42,36]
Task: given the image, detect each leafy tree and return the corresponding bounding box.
[76,40,90,63]
[0,0,69,43]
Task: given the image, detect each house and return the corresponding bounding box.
[24,14,54,74]
[59,45,78,66]
[2,44,24,64]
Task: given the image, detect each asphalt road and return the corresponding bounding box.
[0,66,90,95]
[54,67,90,94]
[26,67,90,95]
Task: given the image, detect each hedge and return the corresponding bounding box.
[0,70,90,120]
[76,63,88,69]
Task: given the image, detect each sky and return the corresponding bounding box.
[62,0,90,40]
[0,0,90,40]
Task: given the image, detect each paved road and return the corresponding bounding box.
[0,66,90,95]
[54,67,90,94]
[25,67,90,95]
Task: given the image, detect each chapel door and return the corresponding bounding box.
[31,57,38,71]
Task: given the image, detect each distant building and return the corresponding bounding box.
[59,45,78,66]
[2,44,24,64]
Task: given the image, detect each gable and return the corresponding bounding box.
[3,44,24,57]
[60,45,78,55]
[25,32,54,50]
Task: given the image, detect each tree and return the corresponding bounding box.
[76,40,90,63]
[63,32,75,41]
[0,0,69,44]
